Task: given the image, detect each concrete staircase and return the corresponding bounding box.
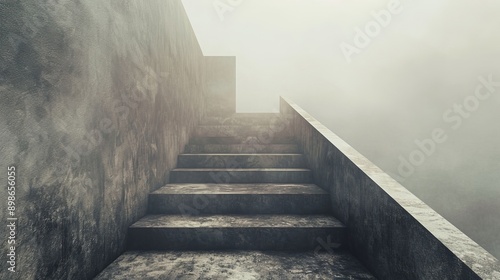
[95,114,375,279]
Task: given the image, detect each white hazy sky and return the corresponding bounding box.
[182,0,500,112]
[182,0,500,258]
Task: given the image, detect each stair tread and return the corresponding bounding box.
[191,136,293,139]
[131,214,344,228]
[172,168,311,171]
[177,153,306,168]
[201,113,284,124]
[193,125,291,137]
[197,125,280,127]
[190,136,295,144]
[206,113,281,118]
[152,184,328,195]
[184,144,300,154]
[186,144,297,146]
[95,250,376,280]
[179,153,303,156]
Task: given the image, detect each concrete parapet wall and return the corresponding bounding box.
[280,97,500,280]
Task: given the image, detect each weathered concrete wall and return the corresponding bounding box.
[0,0,231,279]
[205,56,236,116]
[280,97,500,280]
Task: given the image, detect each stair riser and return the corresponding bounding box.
[170,171,312,184]
[190,136,295,145]
[184,144,300,154]
[201,114,290,126]
[194,126,291,138]
[177,155,305,168]
[148,194,331,214]
[128,228,346,251]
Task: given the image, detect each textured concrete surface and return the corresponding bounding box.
[189,136,295,145]
[94,250,376,280]
[201,113,286,125]
[0,1,234,279]
[128,214,346,251]
[280,97,500,279]
[194,125,291,138]
[148,184,331,214]
[96,113,374,278]
[184,144,300,154]
[177,154,305,168]
[130,214,344,228]
[151,183,328,194]
[170,168,313,183]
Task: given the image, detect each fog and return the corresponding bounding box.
[181,0,500,259]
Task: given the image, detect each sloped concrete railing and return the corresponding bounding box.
[280,97,500,280]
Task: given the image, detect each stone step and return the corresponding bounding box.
[148,184,330,214]
[127,214,346,251]
[193,125,291,138]
[177,154,305,168]
[170,168,313,184]
[184,143,300,154]
[201,113,289,125]
[95,251,376,280]
[189,136,295,145]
